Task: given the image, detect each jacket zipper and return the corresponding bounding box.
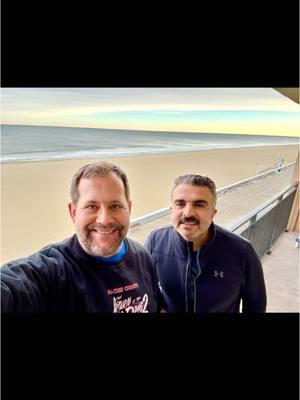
[184,243,202,312]
[193,249,202,312]
[184,243,191,312]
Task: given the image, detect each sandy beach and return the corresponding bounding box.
[1,144,298,264]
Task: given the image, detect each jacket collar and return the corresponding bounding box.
[171,222,217,257]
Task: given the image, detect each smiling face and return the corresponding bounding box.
[170,183,217,250]
[68,173,132,257]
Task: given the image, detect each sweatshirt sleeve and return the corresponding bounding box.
[241,243,267,312]
[1,254,52,312]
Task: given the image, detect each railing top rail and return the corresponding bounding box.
[217,162,295,193]
[130,162,296,227]
[130,207,170,227]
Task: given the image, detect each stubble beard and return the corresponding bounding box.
[79,224,127,257]
[175,216,206,242]
[176,218,212,246]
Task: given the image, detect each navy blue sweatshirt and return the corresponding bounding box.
[1,235,161,313]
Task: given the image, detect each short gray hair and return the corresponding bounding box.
[171,174,217,206]
[70,161,130,205]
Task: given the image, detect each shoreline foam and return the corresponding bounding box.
[1,141,299,164]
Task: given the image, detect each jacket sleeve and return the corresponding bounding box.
[241,243,267,312]
[144,233,167,312]
[1,254,52,312]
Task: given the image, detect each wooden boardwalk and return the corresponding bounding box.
[128,165,295,244]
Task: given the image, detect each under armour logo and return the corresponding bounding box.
[214,270,224,278]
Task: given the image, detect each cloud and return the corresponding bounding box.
[2,88,300,114]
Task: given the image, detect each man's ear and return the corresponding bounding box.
[212,208,217,219]
[128,200,132,214]
[68,203,76,223]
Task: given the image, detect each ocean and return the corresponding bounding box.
[1,124,299,163]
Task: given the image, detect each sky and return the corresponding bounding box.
[1,88,300,137]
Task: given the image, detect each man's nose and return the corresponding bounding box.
[96,208,113,224]
[183,203,195,217]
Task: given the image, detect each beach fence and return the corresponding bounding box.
[130,162,298,259]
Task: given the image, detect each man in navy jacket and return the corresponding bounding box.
[145,174,267,313]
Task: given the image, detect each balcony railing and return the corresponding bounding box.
[229,184,298,258]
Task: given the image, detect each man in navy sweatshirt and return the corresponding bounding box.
[145,174,267,313]
[1,162,161,313]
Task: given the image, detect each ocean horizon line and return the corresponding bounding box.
[1,123,298,139]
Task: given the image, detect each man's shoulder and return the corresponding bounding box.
[214,224,251,248]
[37,236,75,258]
[125,238,156,270]
[2,236,74,270]
[145,225,176,252]
[126,237,150,254]
[148,224,174,239]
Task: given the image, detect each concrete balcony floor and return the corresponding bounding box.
[262,230,299,312]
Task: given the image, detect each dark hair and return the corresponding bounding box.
[70,161,130,205]
[171,174,217,206]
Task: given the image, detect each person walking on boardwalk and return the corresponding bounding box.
[145,174,267,313]
[1,162,161,313]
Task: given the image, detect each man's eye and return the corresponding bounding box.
[86,205,97,209]
[175,202,184,208]
[111,204,122,209]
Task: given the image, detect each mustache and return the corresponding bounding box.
[87,223,123,231]
[179,217,200,224]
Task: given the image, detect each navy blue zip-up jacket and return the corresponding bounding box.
[145,223,267,313]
